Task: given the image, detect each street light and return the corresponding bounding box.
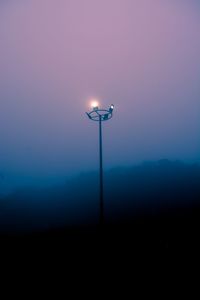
[86,101,114,227]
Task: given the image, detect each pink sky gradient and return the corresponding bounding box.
[0,0,200,189]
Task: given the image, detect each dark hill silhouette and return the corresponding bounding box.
[0,160,200,255]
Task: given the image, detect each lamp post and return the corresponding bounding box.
[86,101,114,227]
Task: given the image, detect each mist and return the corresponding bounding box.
[0,0,200,192]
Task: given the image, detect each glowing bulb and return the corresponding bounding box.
[91,100,99,108]
[109,104,114,113]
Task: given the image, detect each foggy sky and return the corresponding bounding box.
[0,0,200,191]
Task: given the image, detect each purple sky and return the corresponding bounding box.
[0,0,200,190]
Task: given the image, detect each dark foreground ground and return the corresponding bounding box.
[0,210,199,281]
[1,203,199,260]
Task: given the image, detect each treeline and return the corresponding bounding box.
[0,159,200,234]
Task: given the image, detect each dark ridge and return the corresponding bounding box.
[0,160,200,258]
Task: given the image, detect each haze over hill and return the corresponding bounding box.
[0,160,199,234]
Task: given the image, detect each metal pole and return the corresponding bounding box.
[99,116,104,227]
[86,104,114,227]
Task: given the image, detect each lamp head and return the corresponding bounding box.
[109,104,114,113]
[91,100,99,111]
[103,114,109,120]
